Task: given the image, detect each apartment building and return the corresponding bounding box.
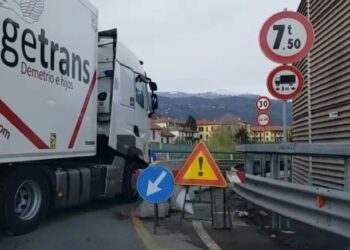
[251,126,292,143]
[152,118,198,144]
[197,119,251,141]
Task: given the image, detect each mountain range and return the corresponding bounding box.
[157,91,293,126]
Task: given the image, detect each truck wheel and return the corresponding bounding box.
[123,163,141,202]
[0,168,50,235]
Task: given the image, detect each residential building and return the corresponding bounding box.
[150,122,176,144]
[150,123,162,143]
[160,129,176,144]
[250,126,292,143]
[152,118,198,144]
[197,119,251,142]
[197,120,222,141]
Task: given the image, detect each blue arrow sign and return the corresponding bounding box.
[137,166,174,204]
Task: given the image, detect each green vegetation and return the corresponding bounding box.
[208,127,235,152]
[234,127,249,144]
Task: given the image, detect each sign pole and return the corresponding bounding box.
[136,166,175,235]
[283,100,291,229]
[283,100,287,144]
[154,204,158,235]
[223,188,227,229]
[260,6,314,233]
[283,99,288,180]
[210,187,214,228]
[156,203,159,226]
[263,126,265,144]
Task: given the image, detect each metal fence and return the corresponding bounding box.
[152,150,243,161]
[152,150,244,171]
[150,142,244,161]
[230,143,350,238]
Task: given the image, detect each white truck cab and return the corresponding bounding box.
[98,29,158,163]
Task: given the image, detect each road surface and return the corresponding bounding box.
[0,200,146,250]
[1,190,348,250]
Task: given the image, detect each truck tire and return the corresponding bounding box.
[123,162,142,202]
[0,168,50,235]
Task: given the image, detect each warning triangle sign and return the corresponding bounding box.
[175,142,227,188]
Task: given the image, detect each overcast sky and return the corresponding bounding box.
[90,0,300,96]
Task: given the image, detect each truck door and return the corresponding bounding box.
[134,77,150,162]
[108,64,136,154]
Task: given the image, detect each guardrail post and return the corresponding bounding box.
[261,155,266,177]
[270,154,280,230]
[230,153,233,160]
[270,154,280,179]
[245,153,255,174]
[166,152,170,161]
[283,155,288,182]
[284,155,291,229]
[345,157,350,192]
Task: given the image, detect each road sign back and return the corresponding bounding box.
[175,142,227,188]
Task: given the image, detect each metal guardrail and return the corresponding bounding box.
[152,150,244,161]
[237,143,350,158]
[151,150,244,171]
[232,174,350,238]
[231,143,350,238]
[156,159,243,171]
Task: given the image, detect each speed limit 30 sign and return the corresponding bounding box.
[256,96,271,111]
[260,11,314,64]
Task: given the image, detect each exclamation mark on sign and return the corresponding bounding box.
[198,156,204,177]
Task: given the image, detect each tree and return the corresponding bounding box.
[208,127,235,152]
[234,127,249,144]
[185,115,197,131]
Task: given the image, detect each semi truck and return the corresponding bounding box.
[0,0,158,235]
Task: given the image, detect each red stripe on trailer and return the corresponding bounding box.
[68,71,97,149]
[0,100,50,149]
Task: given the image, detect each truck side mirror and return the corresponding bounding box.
[149,82,158,92]
[151,93,158,110]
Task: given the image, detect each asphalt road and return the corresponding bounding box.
[0,200,146,250]
[2,189,348,250]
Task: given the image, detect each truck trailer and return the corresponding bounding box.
[0,0,158,235]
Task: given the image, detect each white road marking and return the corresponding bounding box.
[192,221,221,250]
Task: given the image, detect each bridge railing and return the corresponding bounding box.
[150,149,245,171]
[151,149,243,160]
[230,143,350,239]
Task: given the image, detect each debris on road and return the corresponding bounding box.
[270,234,277,239]
[135,201,170,219]
[173,187,194,214]
[259,210,269,217]
[235,210,249,218]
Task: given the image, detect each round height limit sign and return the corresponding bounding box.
[260,11,314,64]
